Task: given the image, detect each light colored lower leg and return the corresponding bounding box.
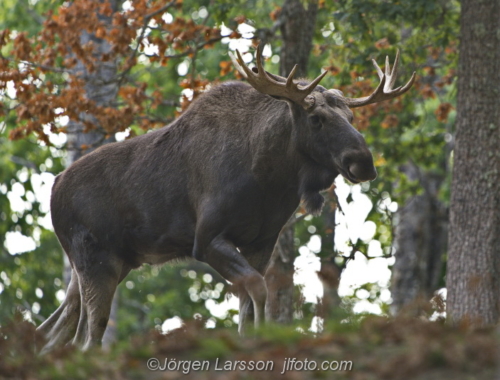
[77,273,118,350]
[38,272,81,354]
[72,298,88,347]
[244,273,267,329]
[238,293,252,336]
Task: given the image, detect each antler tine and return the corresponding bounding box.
[372,59,384,81]
[230,43,328,109]
[387,50,400,89]
[343,50,416,108]
[399,71,416,92]
[231,49,251,79]
[304,70,328,92]
[255,43,267,79]
[286,64,298,88]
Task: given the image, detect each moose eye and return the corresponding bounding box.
[309,115,322,129]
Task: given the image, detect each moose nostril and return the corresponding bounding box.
[347,164,358,180]
[349,162,377,182]
[348,162,362,180]
[341,151,377,182]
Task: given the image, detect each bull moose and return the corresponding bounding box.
[37,44,415,352]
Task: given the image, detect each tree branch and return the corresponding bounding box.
[118,0,178,85]
[10,156,41,173]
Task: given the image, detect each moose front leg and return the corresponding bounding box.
[203,235,268,334]
[237,236,279,333]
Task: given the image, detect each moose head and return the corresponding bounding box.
[230,44,415,212]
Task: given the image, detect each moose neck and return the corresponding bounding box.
[292,103,338,214]
[249,99,298,184]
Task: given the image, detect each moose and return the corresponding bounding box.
[37,44,415,352]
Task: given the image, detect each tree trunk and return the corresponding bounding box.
[446,0,500,327]
[265,226,295,323]
[62,0,121,346]
[391,163,447,315]
[264,0,318,324]
[316,196,342,320]
[279,0,318,78]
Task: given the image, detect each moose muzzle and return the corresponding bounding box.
[341,150,378,183]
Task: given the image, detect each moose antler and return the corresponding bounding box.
[341,50,416,108]
[230,44,327,109]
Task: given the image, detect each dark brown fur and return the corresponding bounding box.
[38,80,376,351]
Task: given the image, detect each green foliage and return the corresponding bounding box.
[117,263,233,340]
[0,230,63,325]
[333,4,456,221]
[0,0,51,33]
[0,122,65,326]
[1,0,460,338]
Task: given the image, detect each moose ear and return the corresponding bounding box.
[268,94,297,108]
[269,94,316,110]
[328,89,344,97]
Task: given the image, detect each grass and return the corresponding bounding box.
[0,313,497,379]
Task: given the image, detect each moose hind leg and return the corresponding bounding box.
[68,228,125,350]
[237,238,278,334]
[37,270,81,354]
[237,292,253,334]
[72,254,122,351]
